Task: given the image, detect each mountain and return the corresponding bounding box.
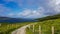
[0,17,36,23]
[0,14,60,23]
[36,14,60,21]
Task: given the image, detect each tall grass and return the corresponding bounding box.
[26,19,60,34]
[0,22,31,34]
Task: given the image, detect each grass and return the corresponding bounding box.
[26,18,60,34]
[0,16,60,34]
[0,22,33,34]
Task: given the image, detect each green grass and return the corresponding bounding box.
[1,18,60,34]
[26,18,60,34]
[0,22,32,34]
[0,14,60,34]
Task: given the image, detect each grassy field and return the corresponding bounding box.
[26,18,60,34]
[0,22,33,34]
[0,14,60,34]
[0,19,60,34]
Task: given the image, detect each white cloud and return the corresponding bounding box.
[18,9,32,16]
[17,7,47,18]
[55,0,60,5]
[1,0,60,19]
[7,13,14,17]
[48,0,60,13]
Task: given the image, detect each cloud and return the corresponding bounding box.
[18,9,32,16]
[48,0,60,13]
[7,13,14,17]
[17,7,48,18]
[0,0,60,19]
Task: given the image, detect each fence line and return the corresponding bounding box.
[29,25,55,34]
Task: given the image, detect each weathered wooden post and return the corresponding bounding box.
[28,25,30,29]
[52,26,54,34]
[0,23,1,26]
[39,25,42,34]
[33,25,35,32]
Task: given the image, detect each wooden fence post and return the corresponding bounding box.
[0,23,1,26]
[39,25,42,34]
[33,25,34,32]
[52,26,54,34]
[28,25,30,29]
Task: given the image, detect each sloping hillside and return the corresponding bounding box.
[36,14,60,21]
[0,14,60,34]
[26,14,60,34]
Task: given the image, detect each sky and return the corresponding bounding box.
[0,0,60,19]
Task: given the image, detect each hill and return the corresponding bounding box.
[26,14,60,34]
[0,14,60,34]
[0,17,36,23]
[36,14,60,21]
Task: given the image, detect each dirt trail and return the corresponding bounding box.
[11,25,30,34]
[11,23,37,34]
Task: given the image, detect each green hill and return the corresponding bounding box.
[0,14,60,34]
[26,14,60,34]
[36,14,60,21]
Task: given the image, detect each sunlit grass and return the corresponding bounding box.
[26,18,60,34]
[0,22,32,34]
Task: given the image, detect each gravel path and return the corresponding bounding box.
[11,25,30,34]
[11,23,37,34]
